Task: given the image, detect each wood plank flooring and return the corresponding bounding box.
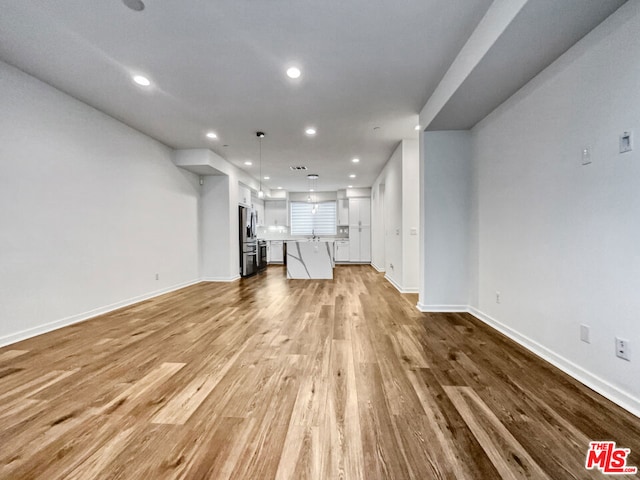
[1,265,639,479]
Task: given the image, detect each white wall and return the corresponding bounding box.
[419,131,472,310]
[372,143,403,286]
[401,139,420,291]
[471,1,640,412]
[371,183,385,272]
[371,140,419,292]
[0,60,200,345]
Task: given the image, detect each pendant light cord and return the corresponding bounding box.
[259,137,262,194]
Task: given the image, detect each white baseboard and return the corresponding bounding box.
[416,303,468,312]
[202,275,241,282]
[384,274,418,294]
[0,279,202,348]
[467,306,640,419]
[384,274,403,292]
[370,262,385,273]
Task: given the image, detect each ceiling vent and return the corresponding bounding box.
[289,166,308,171]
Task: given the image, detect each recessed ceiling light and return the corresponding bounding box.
[286,66,301,79]
[264,176,270,180]
[132,75,151,87]
[349,174,356,178]
[415,124,421,131]
[352,158,360,163]
[244,161,252,166]
[309,189,315,192]
[277,186,283,190]
[348,185,353,188]
[206,132,217,139]
[305,128,316,136]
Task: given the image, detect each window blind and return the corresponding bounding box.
[290,201,337,236]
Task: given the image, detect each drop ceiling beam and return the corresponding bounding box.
[418,0,528,130]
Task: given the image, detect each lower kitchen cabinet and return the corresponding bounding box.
[269,240,284,264]
[349,226,371,263]
[334,240,350,262]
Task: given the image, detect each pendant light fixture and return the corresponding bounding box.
[256,132,265,198]
[307,174,319,214]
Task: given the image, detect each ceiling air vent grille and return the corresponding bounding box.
[289,166,308,171]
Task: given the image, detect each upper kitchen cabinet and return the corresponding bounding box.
[238,184,252,207]
[337,199,349,226]
[264,200,288,227]
[348,197,370,227]
[253,199,265,227]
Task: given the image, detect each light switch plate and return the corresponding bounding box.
[580,324,590,344]
[581,146,592,165]
[620,131,633,153]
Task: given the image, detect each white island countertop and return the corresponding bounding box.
[286,240,335,279]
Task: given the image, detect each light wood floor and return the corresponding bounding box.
[1,265,639,479]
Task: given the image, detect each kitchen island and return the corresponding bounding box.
[286,240,335,279]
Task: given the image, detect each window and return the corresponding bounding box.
[290,201,337,236]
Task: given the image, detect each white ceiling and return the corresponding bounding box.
[0,0,492,192]
[428,0,626,130]
[0,1,626,193]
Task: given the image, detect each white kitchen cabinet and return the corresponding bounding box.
[337,199,349,226]
[264,200,288,227]
[269,240,284,263]
[348,197,370,227]
[349,226,371,262]
[238,185,252,206]
[334,240,350,262]
[359,227,371,261]
[348,197,371,262]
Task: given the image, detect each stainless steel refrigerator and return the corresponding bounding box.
[239,205,257,277]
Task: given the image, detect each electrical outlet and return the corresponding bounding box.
[496,291,501,304]
[615,338,630,361]
[155,273,159,281]
[580,324,590,344]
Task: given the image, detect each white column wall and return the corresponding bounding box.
[418,131,472,311]
[200,175,239,281]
